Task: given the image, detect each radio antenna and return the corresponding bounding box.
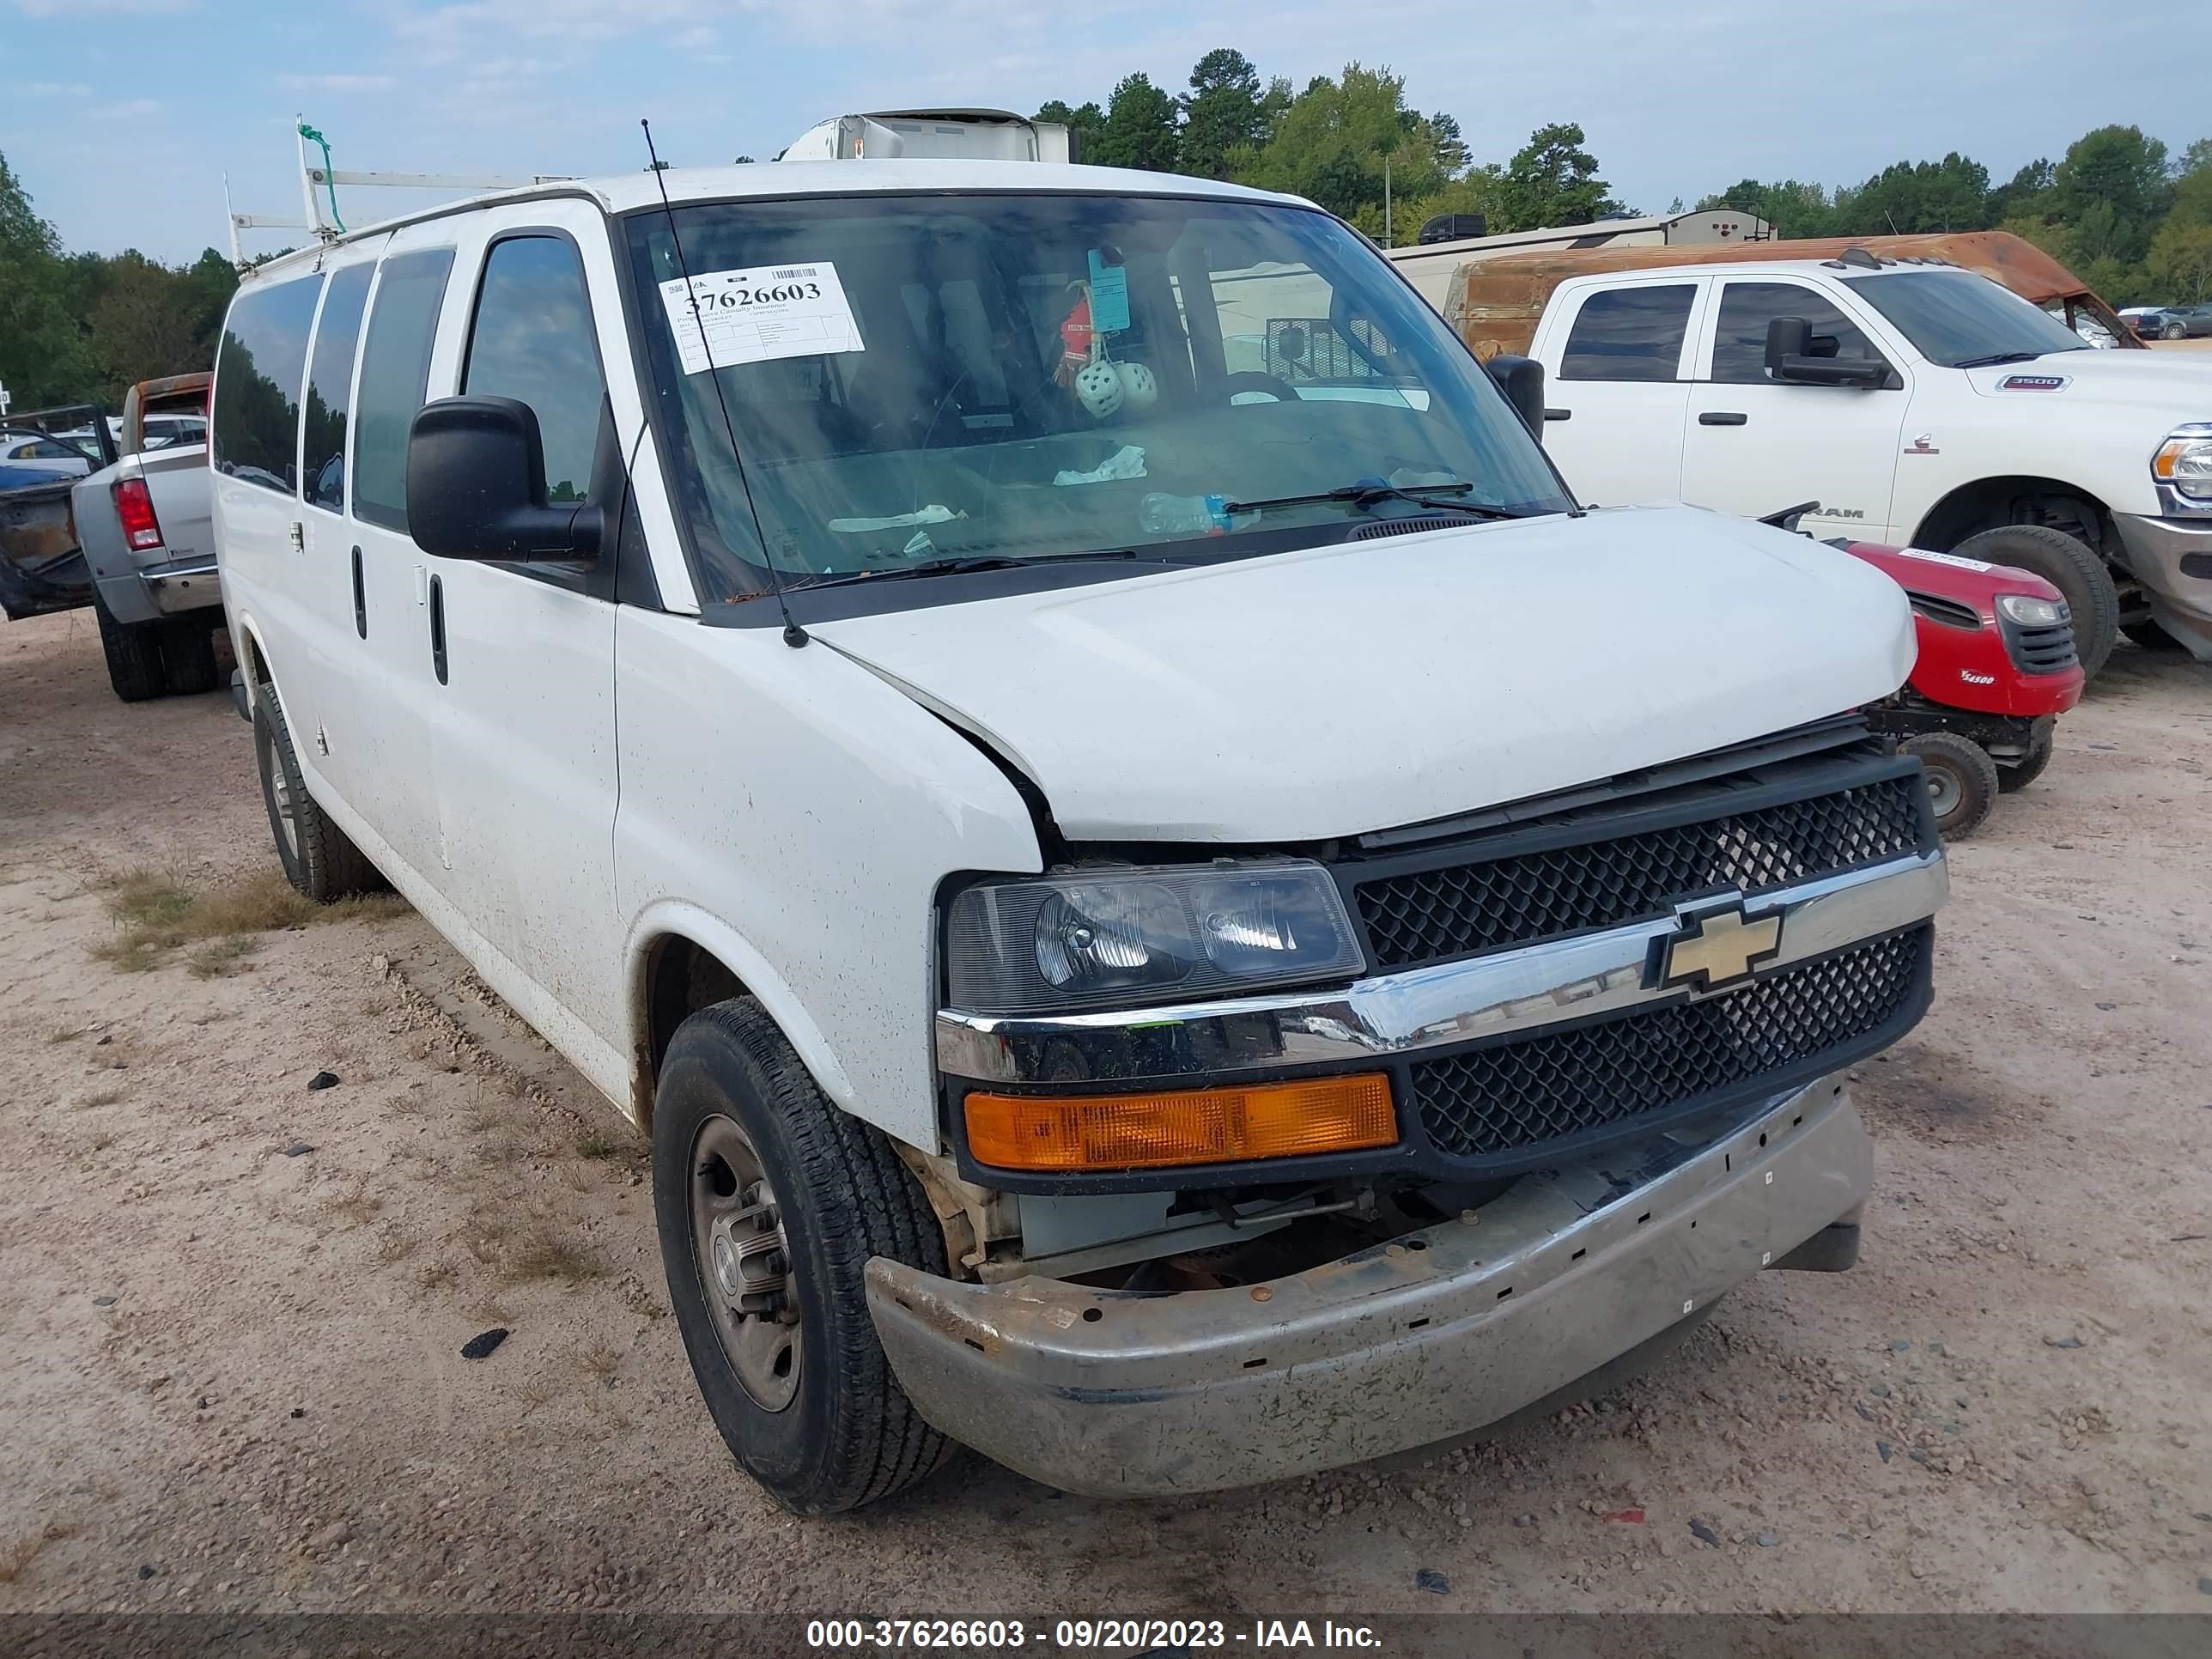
[641,118,807,647]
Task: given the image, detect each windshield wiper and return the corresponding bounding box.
[1950,349,2068,368]
[794,548,1194,592]
[1222,479,1536,520]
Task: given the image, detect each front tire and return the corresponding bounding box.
[1903,731,1999,838]
[653,1000,953,1514]
[2164,321,2186,340]
[252,690,381,900]
[1996,722,2054,793]
[1949,523,2119,682]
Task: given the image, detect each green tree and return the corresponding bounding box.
[0,153,99,409]
[1036,99,1106,156]
[1232,64,1455,235]
[1177,49,1267,179]
[2148,218,2212,303]
[1492,123,1621,232]
[2051,125,2171,264]
[1089,75,1180,173]
[88,252,210,392]
[1843,153,1991,234]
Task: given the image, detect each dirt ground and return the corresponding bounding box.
[3,605,2210,1622]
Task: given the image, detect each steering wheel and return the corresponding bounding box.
[1221,371,1302,404]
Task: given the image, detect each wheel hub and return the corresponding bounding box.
[690,1116,803,1412]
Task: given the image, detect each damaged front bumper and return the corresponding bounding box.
[866,1073,1870,1496]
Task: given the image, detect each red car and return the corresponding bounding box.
[1840,540,2084,836]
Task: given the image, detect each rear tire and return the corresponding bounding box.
[252,690,381,900]
[1949,523,2118,683]
[1903,731,1999,838]
[654,999,954,1514]
[91,589,168,702]
[2163,321,2186,340]
[1996,723,2054,793]
[160,614,221,696]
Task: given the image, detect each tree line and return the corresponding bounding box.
[0,155,240,413]
[1041,49,2211,306]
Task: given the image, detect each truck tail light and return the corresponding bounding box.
[113,478,163,551]
[964,1074,1395,1172]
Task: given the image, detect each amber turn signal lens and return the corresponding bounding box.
[964,1074,1395,1172]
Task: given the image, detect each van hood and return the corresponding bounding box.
[810,505,1915,843]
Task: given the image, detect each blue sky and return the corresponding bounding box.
[5,0,2202,264]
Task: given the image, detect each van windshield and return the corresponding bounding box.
[624,192,1573,603]
[1844,270,2090,368]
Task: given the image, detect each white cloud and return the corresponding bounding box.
[20,81,94,97]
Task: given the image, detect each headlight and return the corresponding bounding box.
[1996,592,2066,628]
[2154,429,2212,501]
[945,861,1364,1014]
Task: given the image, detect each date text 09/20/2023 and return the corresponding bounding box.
[805,1618,1384,1650]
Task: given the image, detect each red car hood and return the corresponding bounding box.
[1838,541,2064,608]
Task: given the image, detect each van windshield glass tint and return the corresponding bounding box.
[1844,270,2087,368]
[213,274,324,494]
[303,264,373,512]
[626,193,1572,604]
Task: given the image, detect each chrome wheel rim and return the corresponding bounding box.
[689,1114,801,1412]
[263,732,301,860]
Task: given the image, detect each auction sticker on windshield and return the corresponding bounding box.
[658,263,864,374]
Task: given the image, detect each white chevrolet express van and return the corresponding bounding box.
[211,161,1943,1512]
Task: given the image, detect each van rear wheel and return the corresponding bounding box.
[653,999,953,1514]
[252,691,382,900]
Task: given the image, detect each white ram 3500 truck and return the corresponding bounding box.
[210,160,1943,1511]
[1499,250,2212,675]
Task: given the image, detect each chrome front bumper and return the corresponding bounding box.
[867,1074,1872,1496]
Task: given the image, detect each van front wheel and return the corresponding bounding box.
[653,1000,953,1514]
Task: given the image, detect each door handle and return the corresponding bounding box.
[1544,407,1571,422]
[428,573,448,686]
[1698,411,1749,426]
[350,546,367,640]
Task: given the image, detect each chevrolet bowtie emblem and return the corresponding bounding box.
[1656,902,1783,992]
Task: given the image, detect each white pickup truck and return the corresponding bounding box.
[1474,248,2212,675]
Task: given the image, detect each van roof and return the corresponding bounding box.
[241,161,1303,283]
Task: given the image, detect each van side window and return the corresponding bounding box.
[462,236,607,504]
[211,273,325,493]
[1711,283,1881,384]
[301,264,374,513]
[353,248,456,534]
[1558,285,1696,383]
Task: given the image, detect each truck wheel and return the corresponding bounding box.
[2164,321,2187,340]
[1996,724,2054,793]
[1902,732,1999,838]
[161,615,221,696]
[653,999,953,1514]
[91,589,169,702]
[1950,524,2118,681]
[252,691,382,900]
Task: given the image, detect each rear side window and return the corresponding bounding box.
[1559,284,1695,383]
[212,273,324,493]
[461,235,607,503]
[1711,283,1882,384]
[353,248,456,533]
[301,264,374,513]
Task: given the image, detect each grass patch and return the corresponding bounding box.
[330,1188,384,1226]
[89,1131,114,1152]
[0,1523,72,1584]
[574,1133,621,1160]
[371,1231,417,1265]
[504,1224,604,1286]
[46,1026,88,1046]
[187,936,260,979]
[577,1340,620,1380]
[79,1088,126,1109]
[416,1261,460,1292]
[91,866,411,974]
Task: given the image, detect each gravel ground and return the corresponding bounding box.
[3,605,2210,1620]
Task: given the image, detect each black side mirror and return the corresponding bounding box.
[1486,353,1546,439]
[1764,317,1889,388]
[406,396,603,561]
